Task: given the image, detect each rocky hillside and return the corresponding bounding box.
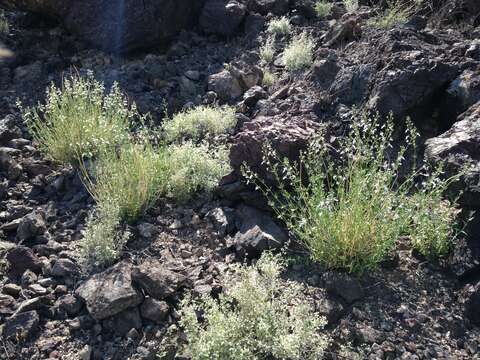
[1,0,480,359]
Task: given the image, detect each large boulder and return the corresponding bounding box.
[229,114,321,178]
[75,261,143,320]
[199,0,247,37]
[425,102,480,208]
[0,0,205,52]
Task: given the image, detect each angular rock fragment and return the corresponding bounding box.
[76,261,142,320]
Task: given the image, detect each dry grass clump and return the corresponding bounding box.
[267,16,291,35]
[177,253,329,360]
[282,32,315,72]
[246,112,462,273]
[163,105,236,142]
[315,1,334,17]
[23,75,134,165]
[259,36,275,64]
[0,10,9,35]
[370,1,413,29]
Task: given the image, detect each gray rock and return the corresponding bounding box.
[322,272,365,304]
[132,261,187,300]
[16,212,47,242]
[316,296,344,324]
[140,297,169,324]
[102,307,142,336]
[6,246,42,276]
[206,207,236,236]
[51,258,79,277]
[233,204,288,258]
[425,102,480,207]
[207,69,244,101]
[200,0,247,37]
[243,85,268,107]
[76,261,143,320]
[137,222,157,238]
[2,310,39,341]
[55,294,83,317]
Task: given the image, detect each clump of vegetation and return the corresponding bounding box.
[178,253,328,360]
[0,10,9,35]
[370,0,413,29]
[314,1,334,18]
[262,68,277,87]
[163,105,236,142]
[81,141,169,223]
[23,75,135,165]
[80,201,129,267]
[282,32,315,72]
[344,0,359,12]
[166,141,230,203]
[259,36,275,64]
[245,113,462,273]
[267,16,291,35]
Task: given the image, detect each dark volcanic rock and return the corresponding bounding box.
[103,307,142,336]
[230,114,321,178]
[140,297,169,324]
[16,211,47,242]
[233,204,288,258]
[3,310,39,341]
[322,272,365,304]
[0,0,206,52]
[465,282,480,325]
[132,261,187,300]
[6,246,43,276]
[75,261,143,320]
[425,102,480,208]
[248,0,289,15]
[200,0,247,37]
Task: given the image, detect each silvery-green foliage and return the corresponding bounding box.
[163,105,236,142]
[23,74,137,164]
[282,32,315,72]
[259,36,275,64]
[267,17,292,35]
[179,253,328,360]
[80,201,129,267]
[314,1,334,17]
[245,111,463,273]
[166,141,231,203]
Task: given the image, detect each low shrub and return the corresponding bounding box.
[166,141,230,203]
[282,32,315,72]
[178,253,328,360]
[267,16,291,35]
[80,201,129,267]
[262,68,277,87]
[81,141,169,223]
[370,1,413,29]
[344,0,359,12]
[314,1,334,18]
[163,105,236,142]
[245,113,462,273]
[259,36,275,64]
[0,10,9,35]
[23,74,135,165]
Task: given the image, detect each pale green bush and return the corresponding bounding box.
[282,32,314,72]
[370,1,413,29]
[267,17,291,35]
[82,141,169,223]
[80,201,129,267]
[166,141,230,202]
[314,1,334,17]
[0,10,9,35]
[179,253,328,360]
[259,36,275,64]
[246,113,462,273]
[262,68,277,87]
[23,75,135,165]
[163,105,236,142]
[344,0,359,12]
